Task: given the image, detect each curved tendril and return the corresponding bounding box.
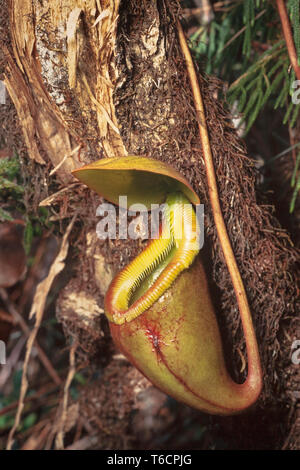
[105,192,200,325]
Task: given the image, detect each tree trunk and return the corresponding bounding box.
[2,0,299,450]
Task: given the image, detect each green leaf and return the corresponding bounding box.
[289,0,300,64]
[0,177,24,193]
[242,88,260,118]
[283,100,295,124]
[291,152,300,187]
[245,89,264,133]
[290,174,300,213]
[274,78,289,109]
[74,372,87,385]
[0,156,20,179]
[0,207,14,221]
[290,102,300,127]
[21,413,37,431]
[24,220,34,256]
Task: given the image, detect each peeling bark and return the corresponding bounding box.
[5,0,126,178]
